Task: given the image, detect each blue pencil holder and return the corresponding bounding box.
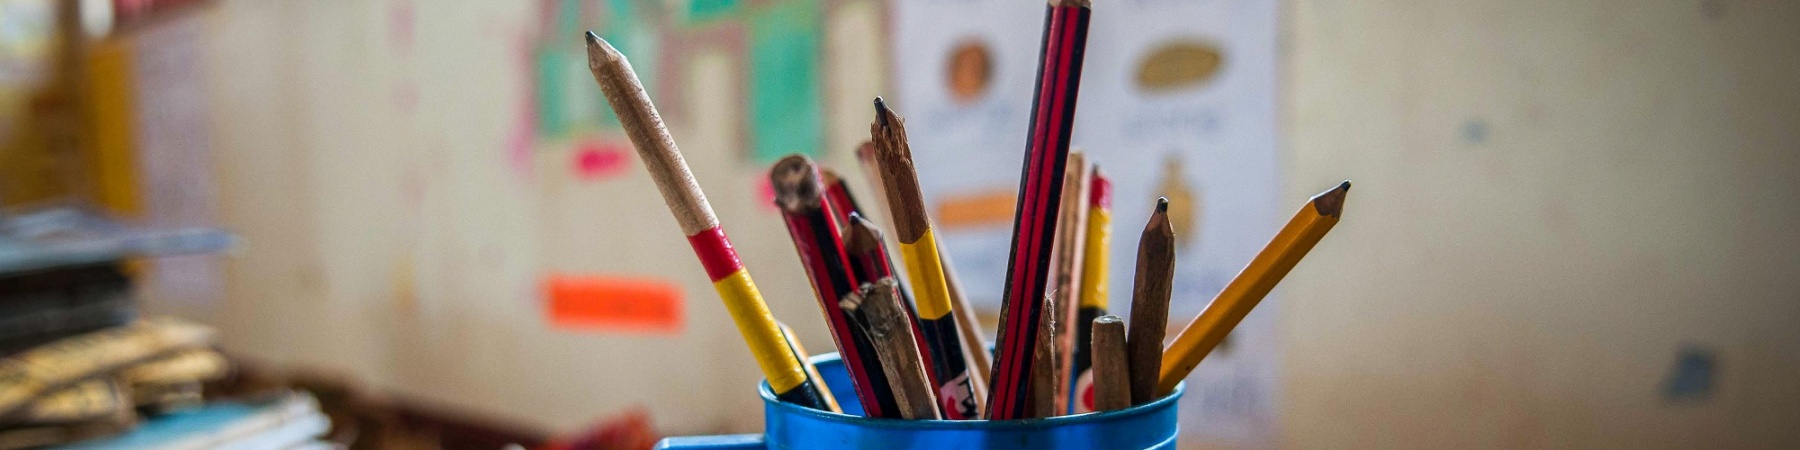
[655,353,1184,450]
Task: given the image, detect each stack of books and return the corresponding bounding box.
[0,207,328,448]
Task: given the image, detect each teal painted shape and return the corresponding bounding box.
[557,0,582,36]
[748,0,824,163]
[687,0,741,23]
[535,48,572,136]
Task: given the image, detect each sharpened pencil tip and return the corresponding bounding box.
[1311,181,1350,217]
[1155,197,1169,213]
[844,214,884,256]
[874,97,890,127]
[584,31,621,66]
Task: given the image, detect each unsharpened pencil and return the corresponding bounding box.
[1089,315,1129,412]
[1160,181,1350,394]
[770,154,900,418]
[843,278,943,420]
[988,0,1096,420]
[584,32,830,411]
[870,97,981,419]
[1127,198,1174,405]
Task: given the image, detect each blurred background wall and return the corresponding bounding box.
[4,0,1795,448]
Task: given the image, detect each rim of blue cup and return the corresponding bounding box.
[756,354,1186,429]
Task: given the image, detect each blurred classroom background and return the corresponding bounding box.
[1,0,1796,448]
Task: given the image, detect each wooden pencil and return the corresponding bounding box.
[778,323,842,413]
[1127,198,1174,405]
[842,278,943,420]
[584,32,829,411]
[1069,169,1113,413]
[1160,181,1350,394]
[1029,293,1060,418]
[1048,151,1092,415]
[769,154,900,418]
[869,97,981,419]
[988,0,1096,420]
[1089,315,1129,412]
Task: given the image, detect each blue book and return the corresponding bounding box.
[64,392,329,449]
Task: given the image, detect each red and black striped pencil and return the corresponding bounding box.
[987,0,1095,420]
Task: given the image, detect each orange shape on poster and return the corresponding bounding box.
[545,275,684,334]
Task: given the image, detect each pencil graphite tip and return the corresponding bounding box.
[874,97,891,128]
[770,155,825,212]
[584,31,622,68]
[1155,197,1169,213]
[1311,180,1350,217]
[844,214,884,256]
[1094,315,1123,326]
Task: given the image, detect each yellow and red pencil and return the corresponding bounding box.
[585,32,830,410]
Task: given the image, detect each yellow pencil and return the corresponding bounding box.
[1158,181,1350,394]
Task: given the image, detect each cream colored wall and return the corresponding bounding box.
[159,0,1799,447]
[1282,0,1799,448]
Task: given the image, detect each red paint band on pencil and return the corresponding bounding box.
[1089,172,1111,209]
[686,227,742,282]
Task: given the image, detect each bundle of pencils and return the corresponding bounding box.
[868,98,982,419]
[584,1,1353,420]
[770,154,904,418]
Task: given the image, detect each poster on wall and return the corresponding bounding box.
[890,0,1280,445]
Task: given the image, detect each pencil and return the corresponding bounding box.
[778,323,842,413]
[1127,198,1174,405]
[857,141,992,413]
[1069,169,1112,413]
[769,154,900,418]
[842,278,943,420]
[1029,293,1060,418]
[585,32,829,411]
[1160,181,1350,394]
[1089,315,1129,412]
[869,97,981,419]
[988,0,1095,420]
[1048,151,1092,415]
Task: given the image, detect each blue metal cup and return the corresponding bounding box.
[656,353,1184,450]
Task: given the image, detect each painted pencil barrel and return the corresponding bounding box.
[654,352,1184,450]
[898,230,979,419]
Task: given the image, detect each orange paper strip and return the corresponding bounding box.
[546,275,685,334]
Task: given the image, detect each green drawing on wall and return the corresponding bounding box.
[531,0,826,165]
[687,0,741,24]
[749,0,824,163]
